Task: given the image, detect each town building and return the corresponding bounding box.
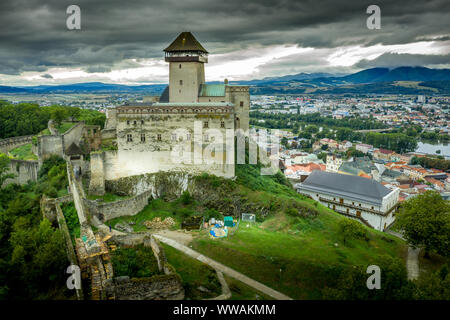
[355,143,373,154]
[296,171,399,231]
[326,154,343,173]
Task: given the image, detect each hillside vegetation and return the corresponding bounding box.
[187,163,410,299]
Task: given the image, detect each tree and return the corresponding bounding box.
[0,153,15,188]
[414,265,450,299]
[317,152,327,162]
[50,108,67,127]
[396,191,450,258]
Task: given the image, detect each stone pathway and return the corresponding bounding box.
[155,229,193,246]
[153,234,293,300]
[407,247,420,280]
[207,270,232,300]
[386,229,420,280]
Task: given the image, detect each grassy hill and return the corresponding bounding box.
[188,163,408,299]
[103,160,409,299]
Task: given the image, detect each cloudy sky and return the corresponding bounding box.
[0,0,449,86]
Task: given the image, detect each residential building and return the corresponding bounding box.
[296,171,399,231]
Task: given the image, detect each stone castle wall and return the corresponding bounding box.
[105,234,184,300]
[3,159,39,186]
[38,134,64,160]
[88,152,105,195]
[0,135,34,154]
[37,122,85,160]
[84,189,153,222]
[104,274,184,300]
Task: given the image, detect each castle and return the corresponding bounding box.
[90,32,250,194]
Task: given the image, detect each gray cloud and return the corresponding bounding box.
[356,53,450,69]
[0,0,449,78]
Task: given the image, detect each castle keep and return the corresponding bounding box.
[94,32,250,189]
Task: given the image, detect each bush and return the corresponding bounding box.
[204,208,221,220]
[338,219,368,245]
[111,245,161,278]
[176,207,195,218]
[180,190,193,205]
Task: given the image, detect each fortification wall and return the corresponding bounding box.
[105,171,190,196]
[89,152,105,195]
[104,234,183,300]
[102,149,234,181]
[63,122,84,149]
[104,274,184,300]
[38,135,64,159]
[105,108,117,130]
[40,194,73,222]
[84,189,153,222]
[0,135,34,154]
[3,159,39,186]
[101,128,116,140]
[67,161,88,225]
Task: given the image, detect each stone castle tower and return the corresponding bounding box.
[94,32,250,188]
[164,32,208,103]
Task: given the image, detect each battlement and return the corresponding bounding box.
[117,102,234,115]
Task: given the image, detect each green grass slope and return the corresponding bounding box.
[190,163,407,299]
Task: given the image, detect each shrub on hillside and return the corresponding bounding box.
[180,190,193,205]
[338,219,368,245]
[285,202,319,218]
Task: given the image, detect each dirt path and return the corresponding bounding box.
[386,229,420,280]
[155,229,193,246]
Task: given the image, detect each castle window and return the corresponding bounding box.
[127,134,133,142]
[157,134,161,141]
[171,133,177,141]
[240,101,244,107]
[179,64,181,69]
[141,134,145,143]
[221,121,225,128]
[180,80,183,85]
[133,120,137,125]
[179,89,181,93]
[204,134,209,142]
[127,120,130,125]
[203,121,209,128]
[187,133,191,140]
[141,120,144,124]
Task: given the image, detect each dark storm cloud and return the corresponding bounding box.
[0,0,449,75]
[356,53,450,69]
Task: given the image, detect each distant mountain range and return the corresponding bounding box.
[1,66,449,95]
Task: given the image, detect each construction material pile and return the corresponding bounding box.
[143,217,176,229]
